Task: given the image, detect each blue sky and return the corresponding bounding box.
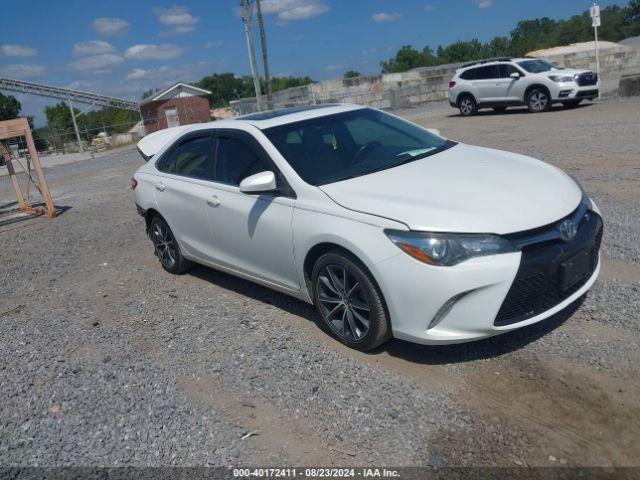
[1,0,626,125]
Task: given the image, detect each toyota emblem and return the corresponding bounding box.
[559,219,578,242]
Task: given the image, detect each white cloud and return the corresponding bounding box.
[153,6,199,36]
[124,44,184,60]
[474,0,492,8]
[1,44,38,57]
[204,40,224,48]
[260,0,329,21]
[0,64,45,78]
[361,48,377,55]
[323,64,344,72]
[125,66,172,80]
[372,12,400,23]
[92,17,130,36]
[73,40,116,56]
[424,4,437,11]
[69,53,124,73]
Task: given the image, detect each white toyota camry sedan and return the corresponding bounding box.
[132,104,602,351]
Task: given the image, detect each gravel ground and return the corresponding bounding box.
[1,98,639,468]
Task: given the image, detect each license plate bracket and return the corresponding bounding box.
[560,249,593,291]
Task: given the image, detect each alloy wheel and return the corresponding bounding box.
[460,98,473,115]
[530,91,548,112]
[152,221,176,269]
[317,265,371,342]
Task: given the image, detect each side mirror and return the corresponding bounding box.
[239,171,277,194]
[426,128,441,137]
[510,72,521,79]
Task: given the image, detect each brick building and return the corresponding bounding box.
[140,83,212,134]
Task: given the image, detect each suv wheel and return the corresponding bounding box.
[458,95,477,116]
[312,251,391,351]
[149,215,192,274]
[527,88,550,113]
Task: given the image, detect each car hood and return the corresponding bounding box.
[319,144,581,234]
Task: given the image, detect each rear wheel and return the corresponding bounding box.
[149,215,192,274]
[458,95,477,116]
[527,88,550,113]
[312,251,391,351]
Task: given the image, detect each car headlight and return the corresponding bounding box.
[384,230,516,266]
[549,75,576,83]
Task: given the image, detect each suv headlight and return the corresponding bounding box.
[385,230,516,266]
[549,75,576,83]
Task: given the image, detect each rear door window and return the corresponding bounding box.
[474,65,499,80]
[159,134,215,181]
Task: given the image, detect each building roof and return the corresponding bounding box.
[140,82,211,105]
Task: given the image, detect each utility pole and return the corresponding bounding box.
[240,0,265,111]
[255,0,273,109]
[67,99,83,152]
[590,3,601,96]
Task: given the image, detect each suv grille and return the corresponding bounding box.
[576,72,598,86]
[494,211,603,327]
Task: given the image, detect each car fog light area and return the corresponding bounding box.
[385,230,516,266]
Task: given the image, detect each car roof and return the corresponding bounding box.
[137,103,368,158]
[457,57,532,72]
[235,103,365,129]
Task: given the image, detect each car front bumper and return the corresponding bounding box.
[552,83,599,101]
[372,208,602,345]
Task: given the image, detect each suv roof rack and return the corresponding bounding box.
[461,57,514,68]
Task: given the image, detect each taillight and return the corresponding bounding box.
[449,81,456,88]
[131,178,138,190]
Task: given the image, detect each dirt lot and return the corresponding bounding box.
[1,98,639,467]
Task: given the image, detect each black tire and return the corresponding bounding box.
[492,106,507,113]
[312,251,391,351]
[149,215,193,274]
[562,99,582,108]
[527,87,551,113]
[458,95,477,116]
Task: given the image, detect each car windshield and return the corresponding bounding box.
[517,58,560,73]
[262,108,455,185]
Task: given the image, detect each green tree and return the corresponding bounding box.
[344,70,362,78]
[0,93,22,122]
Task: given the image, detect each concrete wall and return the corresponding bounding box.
[231,63,463,114]
[231,40,640,115]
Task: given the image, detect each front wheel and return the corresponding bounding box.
[312,251,391,351]
[527,88,550,113]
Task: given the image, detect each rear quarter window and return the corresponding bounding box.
[459,68,477,80]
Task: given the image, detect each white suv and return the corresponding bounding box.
[448,57,599,116]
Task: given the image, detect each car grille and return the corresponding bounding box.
[494,209,603,327]
[576,72,598,86]
[576,89,598,98]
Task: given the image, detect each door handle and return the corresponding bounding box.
[206,196,220,207]
[154,182,165,192]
